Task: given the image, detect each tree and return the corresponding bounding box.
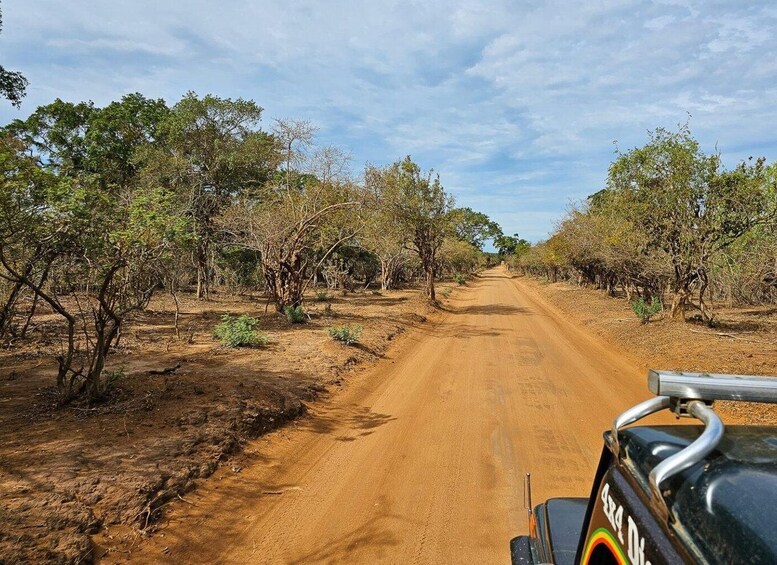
[273,118,316,192]
[495,233,531,258]
[607,125,773,322]
[84,93,170,190]
[0,101,101,338]
[449,207,501,250]
[0,132,186,402]
[438,238,483,276]
[221,143,360,312]
[4,94,169,186]
[379,157,454,303]
[143,93,276,299]
[362,164,413,290]
[4,99,96,174]
[0,6,27,108]
[0,94,189,402]
[0,135,61,338]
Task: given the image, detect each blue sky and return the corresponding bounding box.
[2,0,776,241]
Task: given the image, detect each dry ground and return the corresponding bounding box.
[0,285,439,563]
[515,274,777,422]
[98,270,680,564]
[3,268,776,564]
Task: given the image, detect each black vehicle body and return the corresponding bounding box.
[511,371,777,565]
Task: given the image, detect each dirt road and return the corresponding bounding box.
[114,269,669,564]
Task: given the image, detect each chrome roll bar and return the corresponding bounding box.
[648,401,723,502]
[611,396,672,457]
[613,369,777,518]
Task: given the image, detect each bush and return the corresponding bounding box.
[631,297,663,324]
[315,291,331,302]
[284,305,306,323]
[214,314,268,347]
[328,324,362,345]
[453,273,466,285]
[440,286,452,298]
[100,365,126,396]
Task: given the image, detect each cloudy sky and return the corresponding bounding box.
[2,0,776,241]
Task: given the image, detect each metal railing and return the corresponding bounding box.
[613,370,777,516]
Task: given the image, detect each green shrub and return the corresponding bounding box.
[101,365,126,395]
[453,273,466,285]
[631,297,663,324]
[284,305,306,323]
[440,286,452,298]
[214,314,268,347]
[328,324,362,345]
[315,290,331,302]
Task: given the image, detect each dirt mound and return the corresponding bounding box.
[1,376,313,564]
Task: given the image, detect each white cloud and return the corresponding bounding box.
[1,0,776,240]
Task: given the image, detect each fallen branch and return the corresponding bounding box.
[177,494,200,507]
[688,328,776,345]
[148,362,182,376]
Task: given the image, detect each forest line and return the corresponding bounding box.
[0,92,502,404]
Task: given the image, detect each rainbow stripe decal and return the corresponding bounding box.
[582,527,629,564]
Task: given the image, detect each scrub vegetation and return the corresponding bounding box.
[504,125,777,326]
[0,92,501,406]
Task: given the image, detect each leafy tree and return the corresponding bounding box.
[143,92,276,299]
[4,99,96,174]
[1,93,189,402]
[449,207,501,250]
[438,238,483,276]
[553,204,670,300]
[362,163,414,290]
[607,125,773,322]
[0,135,61,337]
[378,156,454,303]
[3,93,167,184]
[221,143,360,312]
[84,93,170,190]
[0,96,170,343]
[495,233,531,258]
[0,7,27,108]
[0,133,186,402]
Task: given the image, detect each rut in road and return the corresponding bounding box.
[117,269,670,564]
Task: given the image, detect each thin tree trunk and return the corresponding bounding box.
[171,288,181,340]
[426,265,436,302]
[196,239,209,300]
[0,279,25,338]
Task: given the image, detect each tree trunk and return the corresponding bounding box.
[0,279,25,338]
[171,287,181,340]
[263,255,305,314]
[196,239,209,300]
[425,265,436,302]
[380,259,389,291]
[381,257,401,291]
[698,269,714,325]
[56,315,79,405]
[670,286,690,320]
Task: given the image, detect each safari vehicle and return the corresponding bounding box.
[510,370,777,565]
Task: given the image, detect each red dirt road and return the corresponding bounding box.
[111,269,671,564]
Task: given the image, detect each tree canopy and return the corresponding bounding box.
[0,7,27,108]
